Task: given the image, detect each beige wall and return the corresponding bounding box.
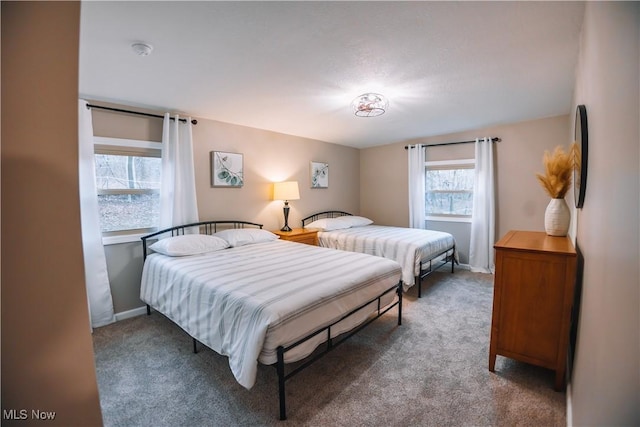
[90,107,360,312]
[569,2,639,424]
[91,103,164,142]
[1,2,103,425]
[360,114,571,262]
[193,119,360,230]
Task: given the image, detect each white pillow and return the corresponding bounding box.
[214,228,279,247]
[304,216,373,231]
[338,216,373,228]
[304,217,351,231]
[149,234,230,256]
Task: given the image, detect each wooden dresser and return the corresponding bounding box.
[489,230,577,391]
[272,228,319,246]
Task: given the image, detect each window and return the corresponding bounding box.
[94,137,162,236]
[425,159,474,221]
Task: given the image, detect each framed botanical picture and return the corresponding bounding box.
[310,161,328,188]
[211,151,243,187]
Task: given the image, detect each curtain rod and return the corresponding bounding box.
[404,137,500,149]
[86,103,198,125]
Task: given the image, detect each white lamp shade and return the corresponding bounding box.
[273,181,300,201]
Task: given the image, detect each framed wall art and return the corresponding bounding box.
[211,151,243,187]
[310,161,328,188]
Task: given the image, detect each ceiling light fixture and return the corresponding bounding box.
[131,42,153,56]
[351,93,388,117]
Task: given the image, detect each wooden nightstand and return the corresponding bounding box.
[272,228,319,246]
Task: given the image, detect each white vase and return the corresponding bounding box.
[544,198,571,236]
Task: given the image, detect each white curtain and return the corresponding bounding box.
[159,114,199,230]
[408,144,426,229]
[469,137,496,273]
[78,100,115,328]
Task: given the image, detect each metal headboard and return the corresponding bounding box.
[141,220,263,260]
[301,211,353,227]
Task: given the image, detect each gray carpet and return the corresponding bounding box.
[92,270,566,426]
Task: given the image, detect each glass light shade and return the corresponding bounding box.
[131,42,153,56]
[351,93,388,117]
[273,181,300,201]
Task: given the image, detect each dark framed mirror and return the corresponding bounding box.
[574,105,588,208]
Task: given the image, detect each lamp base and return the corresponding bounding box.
[281,203,292,232]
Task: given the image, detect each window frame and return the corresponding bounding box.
[94,137,162,245]
[425,158,475,223]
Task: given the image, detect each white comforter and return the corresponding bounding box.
[140,240,401,389]
[317,225,455,286]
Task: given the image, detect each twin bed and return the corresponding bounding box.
[140,215,456,419]
[140,220,403,420]
[302,211,457,297]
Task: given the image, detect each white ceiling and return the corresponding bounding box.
[79,1,585,149]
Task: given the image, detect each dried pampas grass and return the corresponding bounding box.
[536,144,576,199]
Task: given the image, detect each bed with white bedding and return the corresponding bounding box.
[302,211,457,297]
[140,220,402,420]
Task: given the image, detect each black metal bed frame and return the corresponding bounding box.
[301,211,457,298]
[140,220,402,420]
[141,220,263,261]
[416,246,456,297]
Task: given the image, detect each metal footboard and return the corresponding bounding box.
[416,245,457,298]
[274,280,402,420]
[170,280,402,421]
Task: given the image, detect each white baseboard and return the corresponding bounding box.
[114,306,147,321]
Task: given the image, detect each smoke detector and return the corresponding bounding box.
[131,43,153,56]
